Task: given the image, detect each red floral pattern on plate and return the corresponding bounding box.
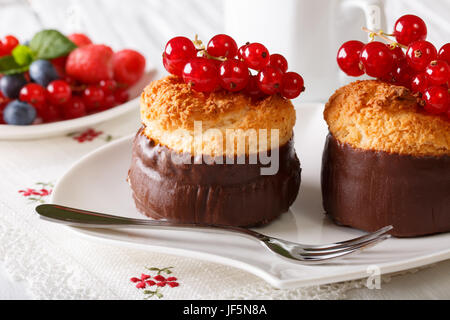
[67,128,112,143]
[130,267,179,299]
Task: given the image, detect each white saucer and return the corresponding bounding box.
[50,103,450,289]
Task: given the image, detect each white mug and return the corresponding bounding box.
[224,0,386,102]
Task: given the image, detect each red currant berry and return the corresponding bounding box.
[207,34,238,58]
[182,57,219,93]
[438,43,450,65]
[64,76,77,87]
[393,14,427,46]
[99,79,117,94]
[392,62,414,88]
[62,97,86,119]
[99,94,116,110]
[0,35,19,55]
[0,91,10,110]
[82,85,104,111]
[411,73,429,93]
[377,72,394,84]
[422,86,449,114]
[424,60,450,86]
[114,88,129,104]
[360,41,394,78]
[388,44,406,66]
[163,36,197,76]
[337,40,365,76]
[268,54,288,73]
[218,59,250,92]
[280,72,304,99]
[40,104,61,123]
[244,75,266,99]
[257,66,283,95]
[237,43,249,60]
[242,43,270,71]
[209,58,223,70]
[19,83,46,108]
[406,40,437,71]
[47,80,72,105]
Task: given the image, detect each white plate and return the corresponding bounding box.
[0,70,157,140]
[51,103,450,289]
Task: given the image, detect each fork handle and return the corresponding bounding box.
[35,204,268,241]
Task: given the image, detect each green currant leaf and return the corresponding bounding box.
[0,55,30,75]
[29,29,77,60]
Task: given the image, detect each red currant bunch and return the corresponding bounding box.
[162,34,305,99]
[336,14,449,119]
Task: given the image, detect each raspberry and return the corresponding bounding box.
[65,44,114,84]
[113,49,146,86]
[68,33,92,47]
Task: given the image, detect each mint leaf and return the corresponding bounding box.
[0,55,30,75]
[29,29,76,60]
[12,45,35,66]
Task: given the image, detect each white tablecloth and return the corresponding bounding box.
[0,0,449,300]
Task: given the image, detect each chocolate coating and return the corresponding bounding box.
[128,127,301,227]
[321,133,450,237]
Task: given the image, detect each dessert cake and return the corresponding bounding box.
[128,34,304,227]
[128,76,301,226]
[322,80,450,237]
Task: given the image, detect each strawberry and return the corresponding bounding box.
[65,44,114,84]
[113,49,146,86]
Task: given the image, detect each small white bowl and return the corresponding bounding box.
[0,69,157,140]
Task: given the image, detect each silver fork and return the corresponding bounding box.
[35,204,392,264]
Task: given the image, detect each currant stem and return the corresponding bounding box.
[362,27,408,49]
[193,34,204,50]
[193,34,227,62]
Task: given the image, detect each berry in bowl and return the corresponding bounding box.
[0,30,153,139]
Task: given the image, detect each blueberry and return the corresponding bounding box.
[29,59,59,87]
[0,74,28,98]
[3,100,37,125]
